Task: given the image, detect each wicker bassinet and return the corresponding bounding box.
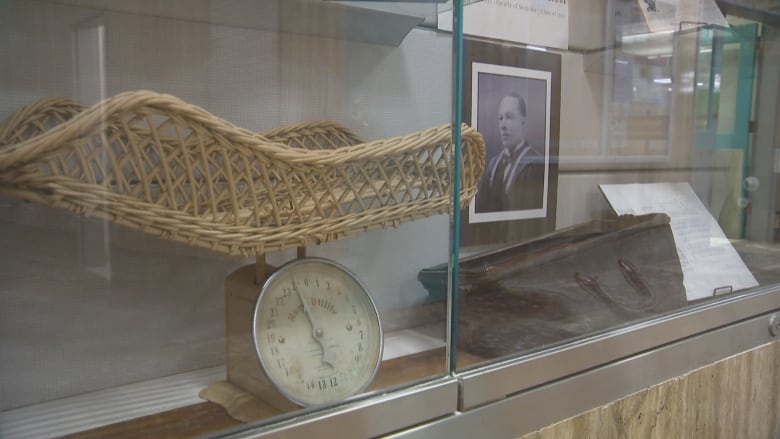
[0,91,485,257]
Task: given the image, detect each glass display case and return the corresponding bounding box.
[430,1,780,436]
[440,0,775,369]
[1,0,779,438]
[1,1,472,437]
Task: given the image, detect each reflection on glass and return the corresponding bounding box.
[693,23,759,239]
[607,35,674,159]
[443,16,775,372]
[717,43,741,134]
[0,0,459,436]
[695,30,714,129]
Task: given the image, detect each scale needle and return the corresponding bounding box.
[293,278,336,368]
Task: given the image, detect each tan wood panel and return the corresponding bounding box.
[519,340,780,439]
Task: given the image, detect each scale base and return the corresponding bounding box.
[225,264,299,412]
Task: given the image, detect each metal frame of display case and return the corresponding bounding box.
[213,377,458,438]
[392,292,780,438]
[455,285,780,411]
[214,286,780,438]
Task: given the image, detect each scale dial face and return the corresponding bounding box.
[252,257,383,407]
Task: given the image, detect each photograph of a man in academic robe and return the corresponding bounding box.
[469,63,551,224]
[475,92,545,213]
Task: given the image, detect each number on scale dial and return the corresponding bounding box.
[252,258,383,406]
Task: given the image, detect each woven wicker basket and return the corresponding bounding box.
[0,91,485,257]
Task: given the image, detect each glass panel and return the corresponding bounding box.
[329,0,483,28]
[0,0,462,437]
[442,3,779,372]
[607,39,674,159]
[330,0,438,27]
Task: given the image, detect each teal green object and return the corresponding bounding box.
[693,23,758,239]
[694,23,758,151]
[448,0,464,372]
[418,262,449,302]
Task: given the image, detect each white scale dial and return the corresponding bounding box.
[252,258,383,406]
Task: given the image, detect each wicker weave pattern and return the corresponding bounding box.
[0,97,84,146]
[0,91,485,257]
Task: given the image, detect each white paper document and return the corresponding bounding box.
[599,182,758,301]
[438,0,569,50]
[636,0,728,34]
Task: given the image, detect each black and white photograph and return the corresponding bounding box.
[469,63,551,223]
[460,39,561,247]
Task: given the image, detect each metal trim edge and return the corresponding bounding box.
[390,312,777,438]
[217,377,458,439]
[458,285,780,409]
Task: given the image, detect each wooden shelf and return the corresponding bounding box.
[65,348,485,438]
